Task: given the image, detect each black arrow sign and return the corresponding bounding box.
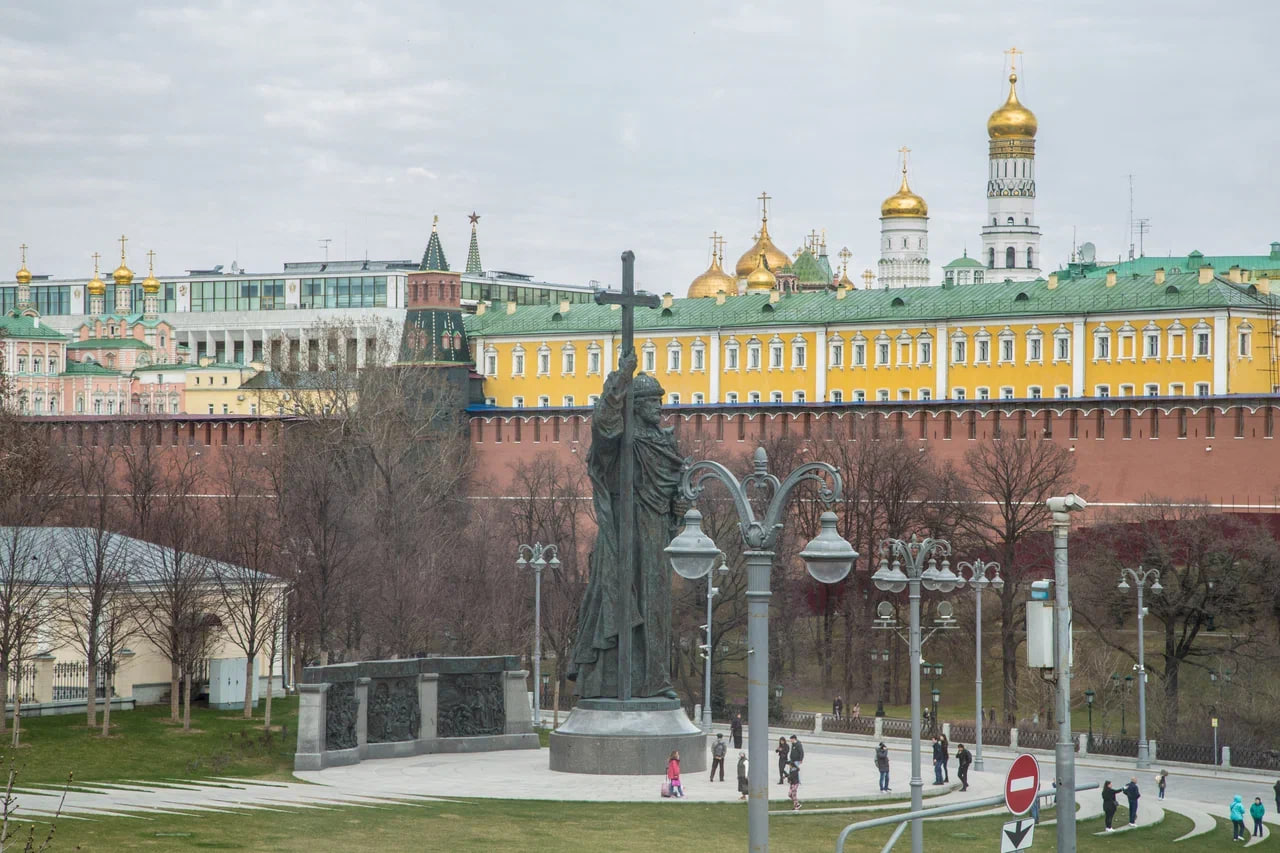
[1005,820,1033,849]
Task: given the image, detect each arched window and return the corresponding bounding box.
[453,332,462,350]
[987,248,995,269]
[902,238,908,249]
[992,218,997,226]
[441,332,451,351]
[1024,217,1030,226]
[1007,217,1014,225]
[1005,247,1016,268]
[1026,247,1034,268]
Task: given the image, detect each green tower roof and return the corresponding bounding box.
[790,249,829,285]
[420,216,450,272]
[465,212,483,275]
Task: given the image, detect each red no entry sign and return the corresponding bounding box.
[1004,754,1040,816]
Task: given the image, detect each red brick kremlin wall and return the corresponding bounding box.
[469,397,1280,512]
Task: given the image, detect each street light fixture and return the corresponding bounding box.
[516,542,559,729]
[1084,689,1096,750]
[669,446,855,853]
[1118,565,1161,768]
[955,558,1003,771]
[870,535,957,853]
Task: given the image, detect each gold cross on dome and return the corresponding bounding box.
[18,243,27,265]
[714,232,727,260]
[862,269,875,289]
[118,234,128,261]
[147,249,156,273]
[758,191,771,220]
[92,251,101,274]
[1004,46,1022,72]
[838,247,852,270]
[899,146,911,174]
[808,229,820,251]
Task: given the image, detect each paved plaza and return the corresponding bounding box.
[10,724,1280,846]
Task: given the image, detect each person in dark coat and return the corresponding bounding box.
[776,737,790,784]
[940,734,950,782]
[1274,779,1280,816]
[710,733,727,782]
[1122,777,1140,825]
[786,761,802,811]
[1101,781,1118,831]
[788,735,805,769]
[875,743,891,792]
[730,713,743,749]
[955,743,972,791]
[736,752,748,800]
[931,736,945,785]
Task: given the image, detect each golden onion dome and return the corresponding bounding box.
[744,253,776,292]
[880,167,928,218]
[112,261,134,286]
[142,272,161,294]
[734,219,790,278]
[987,73,1037,139]
[688,252,736,298]
[15,264,31,285]
[838,267,855,289]
[87,272,107,297]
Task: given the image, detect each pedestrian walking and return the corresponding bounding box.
[710,733,727,782]
[787,762,802,810]
[852,702,861,719]
[875,742,891,792]
[1101,781,1118,831]
[931,736,945,785]
[1252,797,1266,838]
[955,743,972,792]
[1156,769,1167,799]
[940,733,950,783]
[1231,795,1246,841]
[776,737,789,784]
[730,713,743,750]
[666,750,685,799]
[1123,777,1140,826]
[788,735,805,770]
[1274,779,1279,815]
[833,695,843,719]
[736,753,748,801]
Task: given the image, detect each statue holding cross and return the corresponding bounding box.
[567,251,683,701]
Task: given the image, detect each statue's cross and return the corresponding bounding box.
[594,251,660,701]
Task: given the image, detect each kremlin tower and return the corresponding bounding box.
[980,51,1041,283]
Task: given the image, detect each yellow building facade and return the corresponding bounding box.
[465,269,1278,408]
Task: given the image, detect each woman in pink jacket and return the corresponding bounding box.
[667,750,685,798]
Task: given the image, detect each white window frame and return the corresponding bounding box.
[1000,386,1015,400]
[829,338,844,367]
[1170,383,1185,396]
[791,337,807,369]
[1053,330,1071,362]
[1194,326,1211,358]
[769,390,783,403]
[875,336,891,366]
[1028,386,1042,399]
[998,330,1016,363]
[747,339,762,371]
[536,346,551,376]
[952,336,967,365]
[854,390,867,402]
[876,389,890,402]
[587,345,602,375]
[563,395,575,407]
[975,334,991,364]
[1094,331,1112,361]
[1027,334,1043,364]
[1055,385,1070,399]
[768,338,784,370]
[952,387,966,401]
[1239,325,1253,358]
[642,343,656,373]
[748,391,761,403]
[830,389,844,403]
[666,342,682,373]
[484,348,497,377]
[1117,324,1137,360]
[1119,384,1135,397]
[917,335,933,366]
[691,341,706,371]
[1168,324,1186,359]
[725,391,739,403]
[793,390,806,403]
[725,340,740,371]
[562,346,576,375]
[977,386,991,400]
[668,392,680,405]
[1194,382,1210,396]
[1095,385,1110,398]
[691,392,705,404]
[919,388,931,401]
[896,332,913,366]
[853,340,867,367]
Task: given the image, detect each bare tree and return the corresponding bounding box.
[1075,500,1279,735]
[960,436,1077,724]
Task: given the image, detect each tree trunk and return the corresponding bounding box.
[0,664,8,735]
[86,659,98,729]
[10,692,20,748]
[1163,630,1181,736]
[183,669,192,731]
[101,667,112,736]
[1001,593,1019,725]
[821,597,834,691]
[170,658,180,723]
[264,669,274,731]
[243,654,255,718]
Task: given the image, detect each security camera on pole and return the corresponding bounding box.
[1045,494,1087,853]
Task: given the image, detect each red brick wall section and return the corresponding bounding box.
[469,399,1280,511]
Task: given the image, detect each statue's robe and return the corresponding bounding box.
[568,369,683,699]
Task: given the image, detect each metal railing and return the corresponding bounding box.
[52,661,88,701]
[11,663,36,704]
[1155,740,1216,765]
[823,714,876,735]
[780,711,815,733]
[1089,734,1139,757]
[881,718,912,738]
[1228,746,1280,772]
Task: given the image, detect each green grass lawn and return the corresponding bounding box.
[40,796,1250,852]
[4,697,299,787]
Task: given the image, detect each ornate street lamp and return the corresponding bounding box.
[516,542,559,728]
[1118,565,1162,768]
[669,446,855,853]
[956,558,1003,771]
[870,535,957,853]
[1084,689,1095,750]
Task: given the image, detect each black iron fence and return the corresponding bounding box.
[1090,735,1139,757]
[52,661,88,701]
[780,711,815,733]
[1228,746,1280,772]
[822,714,876,735]
[1156,740,1217,766]
[1017,729,1062,751]
[10,663,36,704]
[882,717,912,739]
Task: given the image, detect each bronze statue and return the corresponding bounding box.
[568,351,683,699]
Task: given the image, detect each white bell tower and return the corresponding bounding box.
[980,48,1041,283]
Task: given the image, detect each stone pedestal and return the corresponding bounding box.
[549,697,706,775]
[294,683,329,771]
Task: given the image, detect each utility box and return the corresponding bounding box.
[209,657,260,710]
[1025,601,1073,670]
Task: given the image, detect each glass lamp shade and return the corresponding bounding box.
[1151,579,1164,594]
[872,558,909,593]
[1118,576,1131,591]
[921,556,942,587]
[774,684,784,699]
[515,554,528,568]
[548,555,561,570]
[799,511,858,584]
[991,573,1005,591]
[933,559,959,593]
[931,688,941,703]
[1084,689,1095,705]
[936,663,944,678]
[666,509,720,579]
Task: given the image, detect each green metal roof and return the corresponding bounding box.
[189,361,252,371]
[131,363,190,373]
[944,253,986,270]
[789,250,829,285]
[816,252,833,282]
[465,271,1277,337]
[465,222,482,275]
[0,313,68,340]
[61,361,122,376]
[1059,246,1280,281]
[67,338,153,350]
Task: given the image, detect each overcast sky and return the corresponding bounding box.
[3,1,1277,293]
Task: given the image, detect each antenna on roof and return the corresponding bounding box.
[1128,174,1135,262]
[1136,218,1151,259]
[318,238,332,262]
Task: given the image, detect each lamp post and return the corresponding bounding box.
[921,662,942,735]
[955,558,1003,772]
[667,446,855,853]
[871,535,959,853]
[1209,663,1234,765]
[1047,493,1088,853]
[871,648,889,717]
[1084,689,1095,750]
[699,553,729,733]
[931,688,941,735]
[516,542,559,729]
[1118,565,1162,769]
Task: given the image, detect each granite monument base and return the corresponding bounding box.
[549,697,706,775]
